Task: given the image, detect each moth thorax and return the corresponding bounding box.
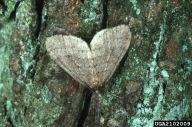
[90,77,101,91]
[93,80,98,85]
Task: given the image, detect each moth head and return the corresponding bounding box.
[90,78,102,92]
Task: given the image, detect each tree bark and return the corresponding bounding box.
[0,0,191,127]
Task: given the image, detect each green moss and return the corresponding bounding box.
[78,0,103,41]
[0,20,14,126]
[161,70,169,80]
[164,98,189,119]
[128,0,192,126]
[83,11,97,23]
[129,0,140,15]
[0,0,17,23]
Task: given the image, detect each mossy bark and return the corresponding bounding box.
[0,0,191,127]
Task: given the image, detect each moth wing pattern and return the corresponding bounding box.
[90,25,131,85]
[46,25,132,91]
[46,35,93,88]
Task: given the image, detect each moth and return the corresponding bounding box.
[46,25,131,92]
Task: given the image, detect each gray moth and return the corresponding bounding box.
[46,25,132,92]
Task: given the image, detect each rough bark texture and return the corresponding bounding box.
[0,0,191,127]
